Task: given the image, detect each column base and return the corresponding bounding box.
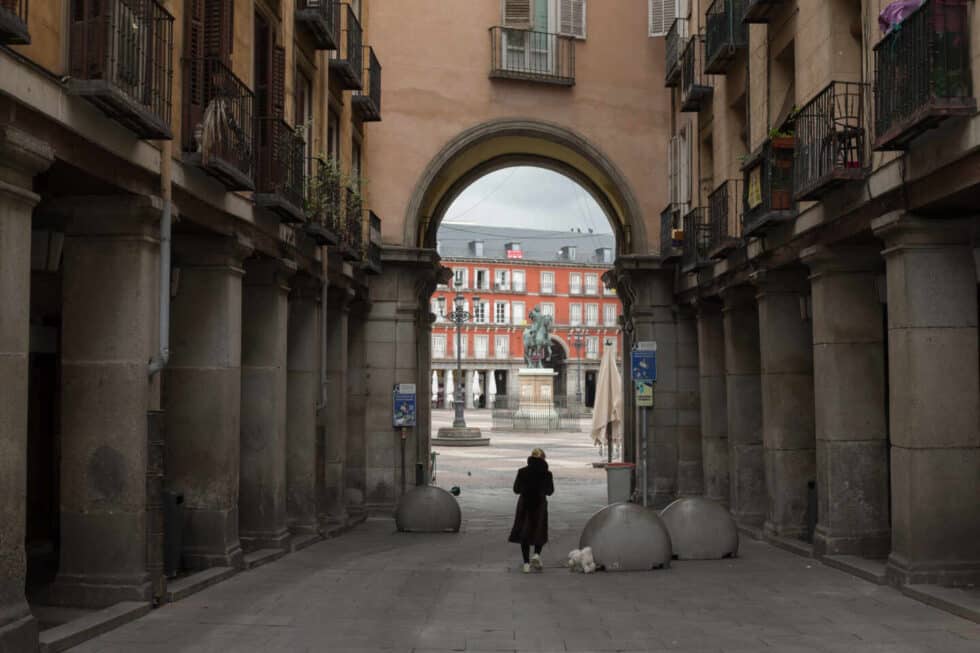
[813,525,890,559]
[182,546,244,572]
[288,521,320,536]
[48,573,151,609]
[764,520,808,542]
[0,611,37,653]
[182,508,243,571]
[886,553,980,587]
[239,529,290,553]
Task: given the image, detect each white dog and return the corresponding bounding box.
[566,547,597,574]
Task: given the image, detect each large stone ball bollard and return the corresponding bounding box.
[395,486,462,533]
[660,496,738,560]
[579,502,672,571]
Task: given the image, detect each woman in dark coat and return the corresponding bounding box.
[509,448,554,573]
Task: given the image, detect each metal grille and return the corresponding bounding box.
[681,34,712,111]
[296,0,341,51]
[708,179,742,257]
[742,138,795,234]
[664,18,687,87]
[328,3,362,89]
[352,46,382,121]
[681,207,711,270]
[0,0,30,44]
[257,117,305,215]
[705,0,747,74]
[489,26,575,86]
[307,156,343,233]
[794,81,867,201]
[344,186,364,258]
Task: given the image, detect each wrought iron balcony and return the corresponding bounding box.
[705,0,747,74]
[664,19,688,88]
[874,0,975,150]
[659,205,683,260]
[352,46,381,122]
[182,58,254,190]
[681,35,713,112]
[296,0,340,50]
[743,0,786,23]
[0,0,30,44]
[489,27,575,86]
[329,3,362,90]
[361,211,382,275]
[708,179,742,259]
[67,0,174,139]
[255,118,306,223]
[337,185,363,262]
[302,156,342,245]
[794,81,868,201]
[742,137,795,235]
[681,207,711,272]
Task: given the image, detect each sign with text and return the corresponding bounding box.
[506,250,523,259]
[392,384,417,428]
[631,342,657,382]
[635,380,654,407]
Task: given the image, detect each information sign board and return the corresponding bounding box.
[631,342,657,382]
[635,381,654,407]
[392,384,417,428]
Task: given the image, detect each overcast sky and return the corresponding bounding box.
[441,166,613,234]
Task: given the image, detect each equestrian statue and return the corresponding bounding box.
[522,306,554,368]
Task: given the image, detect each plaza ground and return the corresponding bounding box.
[65,411,979,652]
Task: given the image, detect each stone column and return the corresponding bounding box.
[802,245,889,558]
[52,196,162,607]
[240,257,295,551]
[0,127,51,651]
[676,309,703,497]
[465,369,475,409]
[696,300,729,505]
[722,285,765,530]
[345,299,368,515]
[322,285,353,526]
[164,234,252,570]
[873,212,980,586]
[753,268,816,541]
[286,274,322,535]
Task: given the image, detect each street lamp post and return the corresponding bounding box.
[571,328,585,406]
[438,281,480,429]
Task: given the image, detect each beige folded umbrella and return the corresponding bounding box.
[590,344,623,462]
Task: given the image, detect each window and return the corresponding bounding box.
[473,300,489,324]
[432,334,447,358]
[604,304,617,327]
[453,267,468,289]
[474,269,490,290]
[585,273,599,295]
[558,0,586,39]
[512,301,526,325]
[494,269,510,290]
[540,303,555,319]
[540,271,554,294]
[327,106,340,160]
[474,335,489,359]
[294,67,313,172]
[512,270,526,292]
[431,299,443,321]
[648,0,677,37]
[494,301,510,324]
[495,335,510,359]
[569,304,583,326]
[351,139,362,186]
[586,335,600,359]
[569,272,582,294]
[586,303,599,326]
[604,283,616,296]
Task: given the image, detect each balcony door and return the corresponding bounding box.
[502,0,554,75]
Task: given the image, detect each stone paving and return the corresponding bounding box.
[68,411,980,652]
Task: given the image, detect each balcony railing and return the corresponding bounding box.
[681,207,711,272]
[329,3,362,90]
[794,81,868,201]
[182,58,254,190]
[296,0,340,50]
[743,0,786,23]
[0,0,30,44]
[255,118,306,223]
[352,46,381,122]
[665,18,688,88]
[302,156,342,245]
[705,0,747,74]
[874,0,975,150]
[708,179,742,258]
[68,0,174,139]
[742,137,795,235]
[660,205,682,260]
[362,210,382,275]
[681,35,713,112]
[338,186,363,261]
[489,27,575,86]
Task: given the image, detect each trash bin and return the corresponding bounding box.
[163,490,184,578]
[605,463,635,504]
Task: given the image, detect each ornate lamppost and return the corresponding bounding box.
[438,280,480,429]
[571,327,585,406]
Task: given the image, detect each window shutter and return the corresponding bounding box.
[184,0,206,128]
[204,0,234,61]
[272,45,286,120]
[558,0,586,38]
[648,0,675,37]
[502,0,531,29]
[504,302,511,324]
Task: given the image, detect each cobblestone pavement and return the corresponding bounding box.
[68,411,980,652]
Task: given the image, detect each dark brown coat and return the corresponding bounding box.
[508,457,554,546]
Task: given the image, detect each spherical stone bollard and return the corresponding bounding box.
[579,502,672,571]
[395,485,462,533]
[660,496,739,560]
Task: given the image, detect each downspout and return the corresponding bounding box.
[317,272,328,411]
[149,140,173,377]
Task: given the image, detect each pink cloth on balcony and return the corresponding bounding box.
[878,0,926,34]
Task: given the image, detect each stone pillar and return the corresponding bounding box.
[52,196,162,607]
[696,300,729,506]
[286,275,322,535]
[465,369,475,409]
[753,268,816,541]
[722,285,765,530]
[0,127,51,651]
[873,212,980,586]
[676,309,703,497]
[164,234,252,570]
[802,245,890,558]
[322,285,353,526]
[240,257,295,551]
[345,300,368,515]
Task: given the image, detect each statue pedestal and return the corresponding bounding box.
[432,426,490,447]
[513,368,559,430]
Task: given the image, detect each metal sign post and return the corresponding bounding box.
[393,384,417,494]
[631,342,657,507]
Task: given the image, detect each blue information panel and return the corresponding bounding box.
[392,384,417,428]
[631,349,657,382]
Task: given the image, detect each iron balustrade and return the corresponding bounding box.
[296,0,340,50]
[708,179,742,258]
[342,186,364,260]
[874,0,975,150]
[664,18,687,87]
[681,34,712,112]
[329,3,362,89]
[681,207,711,271]
[303,156,342,245]
[68,0,174,139]
[743,0,786,23]
[742,137,795,235]
[0,0,30,44]
[794,81,868,201]
[256,118,306,222]
[705,0,747,74]
[182,58,254,190]
[364,241,382,275]
[352,46,382,122]
[660,205,682,259]
[489,26,575,86]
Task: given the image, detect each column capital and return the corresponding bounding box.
[174,233,254,271]
[801,245,883,278]
[43,194,167,240]
[244,256,297,290]
[290,273,324,301]
[872,211,977,251]
[0,125,53,195]
[691,296,723,317]
[719,284,756,310]
[327,282,356,314]
[749,266,810,296]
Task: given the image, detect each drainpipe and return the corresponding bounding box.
[317,273,328,411]
[149,140,173,377]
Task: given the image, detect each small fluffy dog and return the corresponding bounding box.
[566,547,597,574]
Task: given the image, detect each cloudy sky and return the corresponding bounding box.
[442,166,613,234]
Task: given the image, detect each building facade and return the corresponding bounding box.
[431,225,622,408]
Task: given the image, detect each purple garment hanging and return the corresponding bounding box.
[878,0,926,34]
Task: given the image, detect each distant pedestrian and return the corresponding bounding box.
[509,448,554,573]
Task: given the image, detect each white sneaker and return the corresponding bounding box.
[522,563,531,574]
[530,554,543,571]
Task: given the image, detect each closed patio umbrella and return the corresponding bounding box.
[487,370,497,408]
[445,369,454,407]
[432,371,439,405]
[590,344,623,463]
[471,370,482,407]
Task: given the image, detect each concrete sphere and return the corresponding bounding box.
[660,497,739,560]
[395,486,462,533]
[579,502,672,571]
